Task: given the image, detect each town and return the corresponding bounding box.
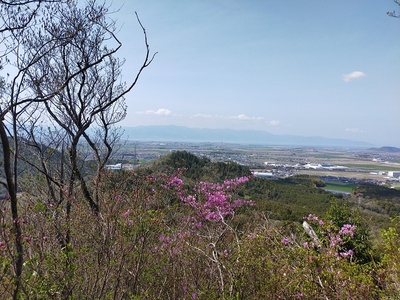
[106,141,400,190]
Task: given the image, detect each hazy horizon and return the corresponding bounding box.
[120,124,384,148]
[110,1,400,147]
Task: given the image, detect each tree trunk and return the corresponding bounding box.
[0,121,23,299]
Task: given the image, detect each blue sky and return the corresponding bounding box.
[112,1,400,147]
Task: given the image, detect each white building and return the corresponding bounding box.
[105,163,122,170]
[253,172,274,178]
[387,171,400,178]
[304,163,322,169]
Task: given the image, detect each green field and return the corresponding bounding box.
[342,164,400,171]
[313,154,347,159]
[323,183,357,193]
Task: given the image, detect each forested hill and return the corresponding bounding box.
[124,150,331,222]
[368,146,400,152]
[148,151,399,224]
[153,150,251,181]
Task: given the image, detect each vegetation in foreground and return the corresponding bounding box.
[1,0,399,298]
[0,151,399,299]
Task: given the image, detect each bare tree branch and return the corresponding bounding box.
[387,0,400,18]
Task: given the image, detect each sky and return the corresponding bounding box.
[110,0,400,147]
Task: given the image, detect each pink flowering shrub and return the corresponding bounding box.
[302,213,359,259]
[180,176,254,222]
[0,168,397,299]
[237,214,378,299]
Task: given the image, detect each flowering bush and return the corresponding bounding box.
[238,214,378,299]
[180,176,254,222]
[0,167,397,299]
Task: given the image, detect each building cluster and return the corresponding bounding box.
[252,161,400,185]
[104,142,400,190]
[105,163,136,171]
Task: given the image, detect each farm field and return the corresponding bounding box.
[117,141,400,186]
[323,183,357,193]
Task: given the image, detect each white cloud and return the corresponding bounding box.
[267,120,281,126]
[191,113,213,119]
[229,114,264,121]
[191,113,264,121]
[137,108,172,116]
[345,127,363,133]
[342,71,366,82]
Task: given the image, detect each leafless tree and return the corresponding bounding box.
[0,2,68,298]
[387,0,400,18]
[23,2,155,214]
[0,0,155,297]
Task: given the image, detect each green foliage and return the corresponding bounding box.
[288,175,326,188]
[354,184,400,199]
[235,226,378,299]
[352,184,400,218]
[158,150,251,182]
[1,152,400,298]
[202,161,251,181]
[326,201,374,264]
[378,217,400,298]
[165,150,208,167]
[243,176,334,221]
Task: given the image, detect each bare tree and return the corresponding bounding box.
[0,2,68,298]
[0,1,62,34]
[24,2,155,214]
[387,0,400,18]
[0,0,155,297]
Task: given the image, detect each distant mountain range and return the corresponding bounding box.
[121,125,373,148]
[367,146,400,153]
